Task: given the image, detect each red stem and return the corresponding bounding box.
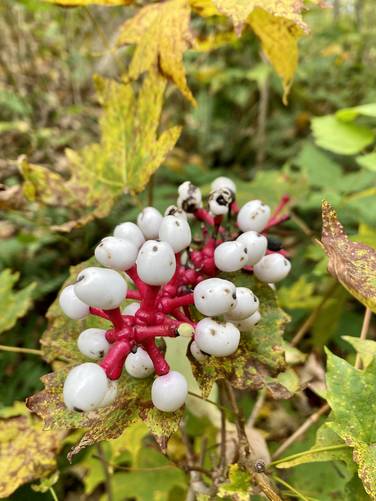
[264,214,290,230]
[134,324,178,342]
[161,293,194,313]
[89,307,110,320]
[142,339,170,376]
[103,308,125,329]
[126,290,142,301]
[100,340,131,380]
[194,208,215,226]
[171,308,196,327]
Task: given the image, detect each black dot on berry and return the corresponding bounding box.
[232,293,237,300]
[152,246,158,252]
[99,350,104,357]
[73,407,84,413]
[76,275,85,282]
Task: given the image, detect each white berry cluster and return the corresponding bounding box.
[58,176,291,413]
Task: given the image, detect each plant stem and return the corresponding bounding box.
[270,444,348,467]
[96,443,114,501]
[247,388,266,428]
[273,475,312,501]
[355,307,372,369]
[49,487,59,501]
[0,344,42,356]
[218,382,227,474]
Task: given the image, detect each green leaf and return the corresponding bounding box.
[342,336,376,369]
[356,152,376,172]
[27,260,182,459]
[295,142,342,188]
[218,463,252,500]
[278,276,321,310]
[325,349,376,499]
[336,103,376,122]
[190,273,289,398]
[0,269,35,335]
[312,115,374,155]
[45,0,133,5]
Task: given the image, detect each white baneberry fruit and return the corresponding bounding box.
[136,240,176,286]
[63,362,109,412]
[137,207,163,239]
[159,215,192,253]
[195,318,240,357]
[98,381,118,408]
[208,188,234,216]
[237,231,267,265]
[233,310,261,332]
[214,241,248,272]
[164,205,187,220]
[95,236,138,271]
[211,176,236,194]
[225,287,259,320]
[177,181,202,213]
[237,200,271,233]
[74,267,127,309]
[151,371,188,412]
[113,222,145,250]
[123,302,140,316]
[253,254,291,283]
[194,278,236,316]
[125,347,154,378]
[59,285,90,320]
[77,328,109,360]
[190,340,208,363]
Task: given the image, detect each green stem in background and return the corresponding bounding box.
[96,443,114,501]
[270,444,348,467]
[355,306,372,369]
[0,344,42,356]
[49,487,59,501]
[273,475,316,501]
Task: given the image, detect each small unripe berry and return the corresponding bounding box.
[136,240,176,285]
[253,254,291,283]
[237,200,271,233]
[225,287,259,320]
[59,285,90,320]
[137,207,163,239]
[195,318,240,357]
[159,215,192,253]
[151,371,188,412]
[77,328,109,359]
[237,231,267,265]
[113,222,145,249]
[214,241,248,272]
[95,236,138,271]
[74,267,127,309]
[190,340,208,362]
[125,347,154,378]
[63,363,109,412]
[194,278,236,316]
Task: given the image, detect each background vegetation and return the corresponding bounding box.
[1,0,376,499]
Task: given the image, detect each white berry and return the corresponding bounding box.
[177,181,202,213]
[194,278,236,316]
[125,347,154,378]
[98,381,118,408]
[233,310,261,332]
[123,302,140,316]
[237,200,271,233]
[208,188,234,216]
[164,205,187,220]
[151,371,188,412]
[63,363,109,412]
[225,287,259,320]
[113,222,145,249]
[195,318,240,357]
[59,285,90,320]
[253,254,291,283]
[190,340,208,363]
[77,328,109,359]
[214,241,248,272]
[74,267,127,309]
[237,231,267,265]
[211,176,236,194]
[159,215,192,253]
[95,236,138,271]
[137,207,163,239]
[136,240,176,286]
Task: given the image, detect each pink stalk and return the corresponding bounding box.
[194,208,215,226]
[171,308,196,327]
[103,308,125,330]
[160,293,194,313]
[89,307,110,320]
[264,214,290,230]
[230,201,239,215]
[134,324,178,342]
[126,290,142,301]
[127,266,148,296]
[142,339,170,376]
[100,340,131,380]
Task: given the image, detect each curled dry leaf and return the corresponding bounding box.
[321,200,376,313]
[0,184,25,210]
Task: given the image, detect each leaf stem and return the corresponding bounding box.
[0,344,42,356]
[49,487,59,501]
[96,443,114,501]
[270,444,348,467]
[273,475,313,501]
[355,307,372,369]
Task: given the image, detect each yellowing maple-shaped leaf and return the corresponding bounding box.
[248,8,303,104]
[117,0,195,105]
[321,200,376,313]
[212,0,309,35]
[45,0,133,6]
[0,403,64,498]
[0,269,35,335]
[19,71,181,232]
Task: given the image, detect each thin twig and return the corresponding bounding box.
[247,388,266,428]
[49,487,59,501]
[355,307,372,369]
[271,444,348,467]
[271,404,330,460]
[96,443,113,501]
[291,281,338,346]
[188,391,231,414]
[0,344,42,356]
[273,475,312,501]
[218,382,227,474]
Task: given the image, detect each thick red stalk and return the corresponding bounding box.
[100,340,132,380]
[89,307,110,320]
[160,293,194,313]
[142,339,170,376]
[134,324,178,342]
[104,308,125,330]
[126,290,142,301]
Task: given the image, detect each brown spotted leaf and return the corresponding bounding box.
[28,260,181,459]
[189,273,290,398]
[321,200,376,313]
[117,0,195,104]
[0,403,64,498]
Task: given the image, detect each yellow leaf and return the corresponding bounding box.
[248,8,303,104]
[189,0,220,16]
[212,0,309,35]
[117,0,196,105]
[19,72,181,232]
[0,403,64,498]
[321,200,376,313]
[45,0,133,6]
